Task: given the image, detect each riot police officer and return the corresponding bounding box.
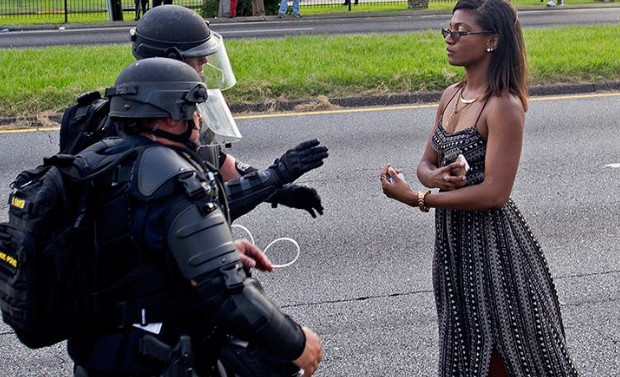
[68,57,324,377]
[130,4,326,221]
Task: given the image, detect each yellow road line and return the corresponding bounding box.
[234,103,438,120]
[0,126,58,134]
[2,92,619,134]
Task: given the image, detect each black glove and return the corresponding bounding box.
[268,184,324,218]
[268,139,328,186]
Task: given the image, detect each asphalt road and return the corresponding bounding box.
[0,93,619,376]
[2,7,620,48]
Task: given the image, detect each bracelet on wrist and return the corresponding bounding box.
[417,190,431,212]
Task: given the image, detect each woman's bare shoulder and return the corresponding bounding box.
[442,83,461,98]
[438,83,461,108]
[486,92,524,112]
[485,92,525,132]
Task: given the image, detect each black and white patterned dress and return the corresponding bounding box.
[429,113,579,377]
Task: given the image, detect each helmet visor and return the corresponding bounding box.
[185,32,236,90]
[196,89,242,147]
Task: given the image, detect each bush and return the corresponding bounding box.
[201,0,219,17]
[236,0,281,16]
[235,0,253,16]
[265,0,281,15]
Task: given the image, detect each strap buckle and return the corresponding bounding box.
[116,301,148,327]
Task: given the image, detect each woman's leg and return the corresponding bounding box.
[488,348,510,377]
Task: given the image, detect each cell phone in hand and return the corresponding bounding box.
[387,172,405,184]
[387,167,405,184]
[454,154,470,177]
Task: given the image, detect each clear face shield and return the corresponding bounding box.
[182,32,236,91]
[196,89,242,147]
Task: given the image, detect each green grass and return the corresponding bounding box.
[0,24,618,117]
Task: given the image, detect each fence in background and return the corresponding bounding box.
[0,0,542,24]
[0,0,203,24]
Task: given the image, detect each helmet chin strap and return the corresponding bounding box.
[144,119,197,149]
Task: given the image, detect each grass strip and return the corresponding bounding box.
[0,24,618,117]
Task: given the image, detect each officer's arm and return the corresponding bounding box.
[165,199,305,361]
[225,139,328,221]
[218,152,242,182]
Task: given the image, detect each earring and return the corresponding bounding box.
[486,47,494,53]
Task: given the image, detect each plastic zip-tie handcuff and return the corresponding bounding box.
[231,224,300,268]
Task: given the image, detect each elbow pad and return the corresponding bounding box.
[168,203,239,281]
[167,202,305,360]
[224,170,282,221]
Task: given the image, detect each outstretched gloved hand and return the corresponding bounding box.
[269,184,324,218]
[268,139,328,186]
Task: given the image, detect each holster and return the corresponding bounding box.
[139,334,194,377]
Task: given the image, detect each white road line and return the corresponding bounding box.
[1,27,314,36]
[222,27,314,34]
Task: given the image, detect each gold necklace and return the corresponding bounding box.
[446,87,482,132]
[459,92,478,104]
[458,86,483,105]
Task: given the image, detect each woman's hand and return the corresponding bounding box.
[428,161,467,191]
[380,163,413,203]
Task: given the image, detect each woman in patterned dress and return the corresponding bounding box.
[380,0,579,376]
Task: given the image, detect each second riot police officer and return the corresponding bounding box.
[67,57,325,377]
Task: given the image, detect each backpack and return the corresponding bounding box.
[0,145,138,348]
[59,91,115,155]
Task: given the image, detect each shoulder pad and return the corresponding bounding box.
[76,90,102,106]
[75,137,126,171]
[136,146,197,197]
[80,137,124,154]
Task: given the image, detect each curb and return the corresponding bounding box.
[2,81,619,129]
[228,81,620,113]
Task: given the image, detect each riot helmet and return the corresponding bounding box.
[130,5,236,90]
[129,5,241,147]
[106,58,208,146]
